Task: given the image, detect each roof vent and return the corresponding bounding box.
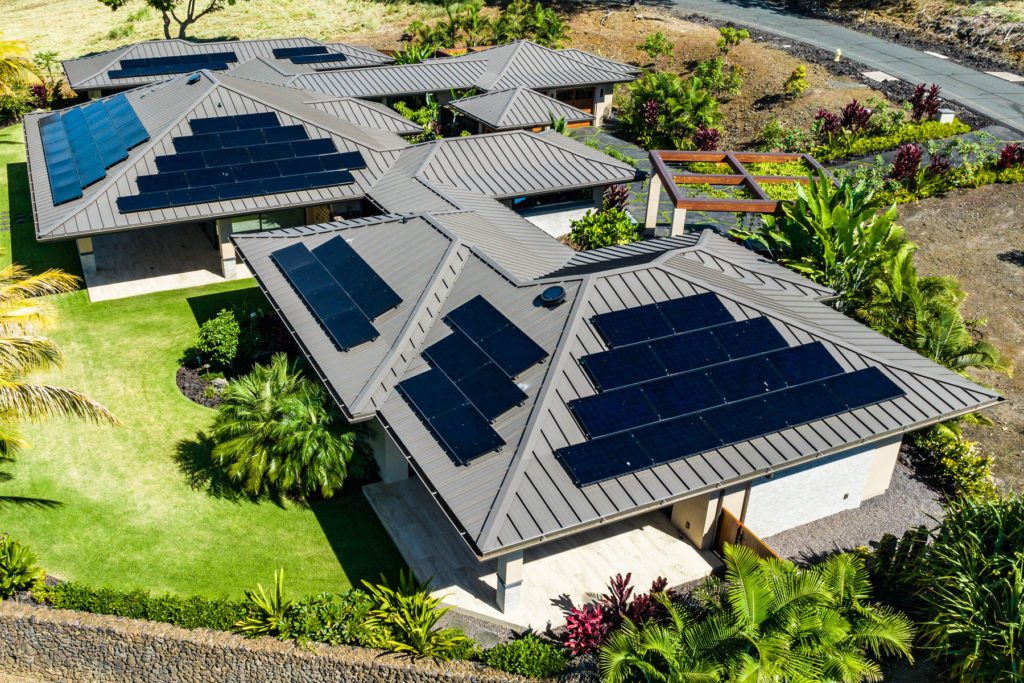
[540,285,566,307]
[186,74,201,85]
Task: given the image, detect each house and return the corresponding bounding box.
[288,40,641,126]
[61,37,394,98]
[232,212,1001,626]
[446,87,594,133]
[23,67,636,300]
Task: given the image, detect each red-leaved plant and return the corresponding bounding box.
[602,184,630,211]
[996,143,1024,170]
[693,125,721,151]
[909,83,942,121]
[813,108,841,140]
[641,98,659,129]
[889,143,923,183]
[563,604,608,656]
[839,99,872,132]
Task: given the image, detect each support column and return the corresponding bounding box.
[87,89,102,101]
[372,422,410,484]
[670,493,718,551]
[216,218,236,279]
[76,237,96,275]
[644,173,662,230]
[670,207,687,236]
[495,550,523,613]
[592,186,604,209]
[591,86,614,127]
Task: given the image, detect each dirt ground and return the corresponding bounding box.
[349,6,884,149]
[897,183,1024,493]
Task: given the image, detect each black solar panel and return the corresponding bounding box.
[445,296,547,378]
[592,293,733,348]
[40,95,149,206]
[570,386,658,438]
[423,330,492,381]
[270,243,378,351]
[712,317,787,358]
[290,53,349,64]
[642,371,723,419]
[272,46,329,59]
[824,367,905,409]
[705,355,786,402]
[580,344,668,391]
[119,113,365,213]
[649,329,728,375]
[312,236,402,320]
[422,330,529,420]
[639,415,721,466]
[397,368,505,464]
[109,52,238,79]
[556,433,650,487]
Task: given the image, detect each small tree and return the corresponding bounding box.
[636,31,674,68]
[783,65,808,98]
[97,0,251,39]
[716,25,749,64]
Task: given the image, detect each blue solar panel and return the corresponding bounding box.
[705,355,786,402]
[397,368,505,464]
[770,382,848,426]
[270,243,378,351]
[556,433,650,486]
[81,101,128,168]
[642,370,723,419]
[312,235,402,320]
[105,94,149,148]
[591,293,734,348]
[39,115,81,205]
[768,342,844,385]
[445,296,547,378]
[570,386,658,438]
[272,46,329,59]
[638,415,721,466]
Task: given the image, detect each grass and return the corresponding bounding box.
[0,124,406,598]
[0,0,445,60]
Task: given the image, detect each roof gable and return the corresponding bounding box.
[449,87,592,129]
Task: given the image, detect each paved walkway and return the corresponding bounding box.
[654,0,1024,133]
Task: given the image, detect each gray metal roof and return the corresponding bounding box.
[235,219,1001,559]
[26,71,407,241]
[62,37,392,92]
[448,87,592,130]
[303,96,422,136]
[369,130,638,203]
[288,40,637,99]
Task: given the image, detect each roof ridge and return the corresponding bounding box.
[349,227,466,415]
[475,274,595,551]
[38,73,220,238]
[494,86,526,127]
[481,40,529,90]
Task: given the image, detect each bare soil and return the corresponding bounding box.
[896,182,1024,492]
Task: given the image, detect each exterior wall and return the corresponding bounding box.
[304,204,331,225]
[0,602,525,683]
[369,420,410,484]
[670,492,717,550]
[592,85,614,126]
[742,443,880,538]
[863,435,902,499]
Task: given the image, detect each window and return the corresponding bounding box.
[231,207,307,234]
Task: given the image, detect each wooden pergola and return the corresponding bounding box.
[645,150,835,235]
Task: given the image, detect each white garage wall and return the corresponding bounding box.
[741,444,876,538]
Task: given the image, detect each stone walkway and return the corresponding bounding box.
[655,0,1024,133]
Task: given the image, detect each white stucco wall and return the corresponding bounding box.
[742,444,876,538]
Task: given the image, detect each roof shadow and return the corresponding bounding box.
[185,285,268,326]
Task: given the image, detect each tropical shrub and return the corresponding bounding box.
[393,95,442,143]
[909,82,942,121]
[362,570,472,659]
[210,353,363,500]
[693,56,742,97]
[782,64,808,98]
[277,590,388,648]
[692,125,720,151]
[618,71,721,150]
[716,26,749,63]
[195,308,241,371]
[481,634,568,678]
[600,546,915,683]
[33,582,247,630]
[408,0,569,50]
[569,207,639,250]
[0,535,44,598]
[889,143,922,183]
[0,87,35,122]
[997,142,1024,169]
[601,184,630,212]
[907,428,998,499]
[755,115,812,152]
[235,569,292,637]
[636,31,674,64]
[392,43,436,65]
[564,603,607,655]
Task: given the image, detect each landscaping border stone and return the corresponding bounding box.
[0,601,528,683]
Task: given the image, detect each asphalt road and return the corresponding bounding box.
[650,0,1024,133]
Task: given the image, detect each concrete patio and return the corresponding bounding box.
[364,476,720,629]
[81,223,251,302]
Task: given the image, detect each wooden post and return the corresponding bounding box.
[645,173,662,231]
[670,207,687,236]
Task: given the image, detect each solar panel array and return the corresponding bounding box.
[108,52,239,79]
[116,112,366,213]
[555,294,907,487]
[399,295,549,465]
[40,94,150,206]
[270,235,402,351]
[271,45,348,64]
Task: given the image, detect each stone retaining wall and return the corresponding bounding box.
[0,602,525,682]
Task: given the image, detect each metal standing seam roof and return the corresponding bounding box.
[448,87,593,130]
[288,40,637,99]
[62,37,393,91]
[25,71,410,241]
[235,219,1002,559]
[303,97,423,136]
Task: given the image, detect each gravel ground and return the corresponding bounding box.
[762,462,944,565]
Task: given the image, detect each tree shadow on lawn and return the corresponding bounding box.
[0,469,63,510]
[311,493,407,589]
[173,432,269,505]
[6,162,81,277]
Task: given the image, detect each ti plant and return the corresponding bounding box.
[234,568,292,637]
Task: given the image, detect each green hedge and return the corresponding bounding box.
[813,120,971,162]
[33,583,247,631]
[480,634,568,679]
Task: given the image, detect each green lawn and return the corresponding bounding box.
[0,124,405,598]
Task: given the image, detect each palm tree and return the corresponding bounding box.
[0,265,120,456]
[599,545,915,683]
[210,353,356,500]
[0,32,39,96]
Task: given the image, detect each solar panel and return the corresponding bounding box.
[445,296,548,378]
[570,386,658,438]
[82,101,128,168]
[768,342,844,385]
[290,53,349,64]
[270,243,378,351]
[648,329,728,374]
[312,236,402,319]
[105,94,150,148]
[556,433,650,486]
[272,46,329,59]
[642,370,723,419]
[638,415,722,466]
[109,52,238,79]
[711,317,787,358]
[423,330,491,381]
[700,398,789,446]
[397,368,505,464]
[705,355,786,402]
[457,362,528,421]
[580,344,667,391]
[591,293,734,348]
[824,367,905,409]
[39,115,81,205]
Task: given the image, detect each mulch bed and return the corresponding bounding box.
[176,366,223,409]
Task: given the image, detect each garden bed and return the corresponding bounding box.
[175,366,223,409]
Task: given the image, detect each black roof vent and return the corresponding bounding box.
[540,285,566,307]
